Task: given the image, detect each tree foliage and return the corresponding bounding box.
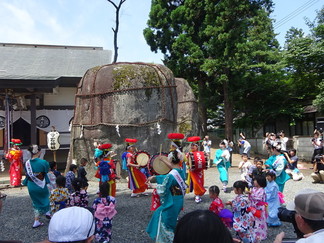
[284,8,324,101]
[144,0,284,138]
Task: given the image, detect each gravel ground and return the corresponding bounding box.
[0,153,323,243]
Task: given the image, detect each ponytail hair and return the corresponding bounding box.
[28,144,41,155]
[233,180,248,193]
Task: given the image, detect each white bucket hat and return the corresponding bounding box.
[48,207,95,242]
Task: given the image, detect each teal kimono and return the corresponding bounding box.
[23,158,50,215]
[146,168,185,243]
[265,154,290,192]
[213,149,230,185]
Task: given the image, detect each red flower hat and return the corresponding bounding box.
[167,133,184,140]
[187,136,201,143]
[125,138,138,144]
[99,143,112,150]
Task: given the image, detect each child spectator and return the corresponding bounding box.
[47,162,57,192]
[251,160,266,180]
[265,171,281,227]
[68,178,88,207]
[66,164,77,193]
[93,182,117,243]
[208,185,232,228]
[226,181,255,243]
[78,158,89,189]
[238,153,253,183]
[248,176,268,241]
[247,157,260,187]
[50,161,61,177]
[50,175,69,216]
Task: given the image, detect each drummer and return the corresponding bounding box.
[95,143,118,197]
[125,139,148,198]
[186,136,207,203]
[167,133,186,174]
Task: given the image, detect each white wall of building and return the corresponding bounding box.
[44,87,77,106]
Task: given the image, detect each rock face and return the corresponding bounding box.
[68,63,198,174]
[175,78,200,137]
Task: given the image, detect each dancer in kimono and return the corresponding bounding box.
[126,139,148,197]
[227,181,255,243]
[248,176,268,241]
[23,144,51,228]
[168,133,186,176]
[95,143,118,197]
[186,136,207,203]
[265,143,290,192]
[265,171,281,227]
[150,133,185,211]
[213,141,231,192]
[5,139,23,186]
[146,149,187,242]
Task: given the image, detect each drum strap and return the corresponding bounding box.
[169,169,187,195]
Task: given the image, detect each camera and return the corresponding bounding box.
[315,154,323,162]
[278,207,304,238]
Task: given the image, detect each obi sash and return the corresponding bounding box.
[169,169,187,195]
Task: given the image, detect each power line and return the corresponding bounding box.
[274,0,319,29]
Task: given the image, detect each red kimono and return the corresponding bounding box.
[6,149,23,186]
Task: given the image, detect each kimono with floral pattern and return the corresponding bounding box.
[232,194,255,243]
[93,196,116,243]
[249,187,268,241]
[209,197,232,228]
[50,187,69,214]
[68,190,88,207]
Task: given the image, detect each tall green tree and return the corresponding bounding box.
[144,0,281,139]
[284,8,324,102]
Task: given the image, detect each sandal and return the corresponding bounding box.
[32,222,44,228]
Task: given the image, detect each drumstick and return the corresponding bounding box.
[159,144,162,155]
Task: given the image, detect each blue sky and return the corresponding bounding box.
[0,0,322,64]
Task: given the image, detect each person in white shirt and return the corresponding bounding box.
[311,131,323,164]
[202,136,212,164]
[279,131,289,151]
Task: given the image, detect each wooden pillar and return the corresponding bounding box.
[30,94,37,144]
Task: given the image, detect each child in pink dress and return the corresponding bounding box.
[248,175,268,241]
[208,185,232,228]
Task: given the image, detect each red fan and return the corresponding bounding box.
[125,138,138,144]
[99,143,112,150]
[187,136,201,142]
[167,133,184,140]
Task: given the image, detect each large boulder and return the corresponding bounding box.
[175,78,200,137]
[68,63,198,175]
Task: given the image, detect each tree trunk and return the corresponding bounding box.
[223,77,233,141]
[197,76,208,136]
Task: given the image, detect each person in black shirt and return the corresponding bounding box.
[311,155,324,183]
[78,158,89,188]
